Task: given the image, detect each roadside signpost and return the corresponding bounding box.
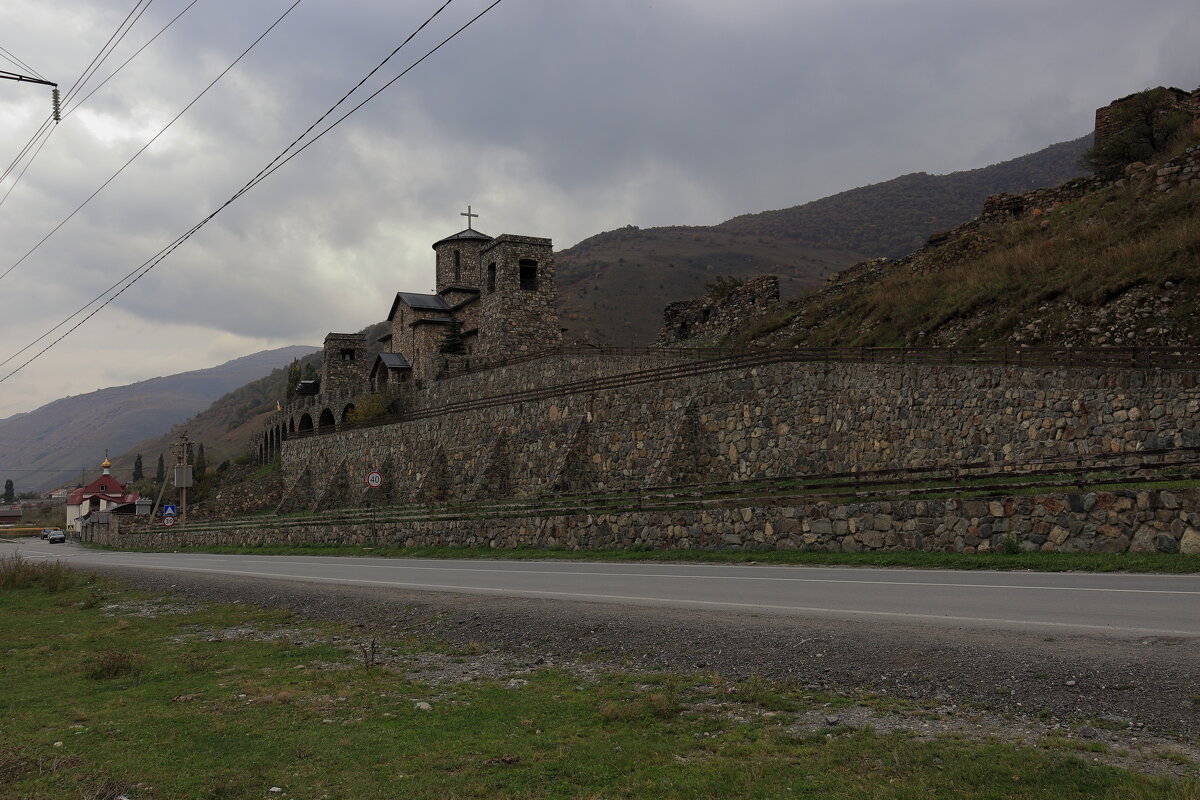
[366,471,383,489]
[162,516,176,527]
[162,504,177,517]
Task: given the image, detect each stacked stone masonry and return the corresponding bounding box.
[232,355,1200,555]
[658,275,781,346]
[281,359,1200,501]
[89,488,1200,556]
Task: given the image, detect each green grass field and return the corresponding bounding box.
[2,555,1196,799]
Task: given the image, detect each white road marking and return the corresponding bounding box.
[67,553,1200,596]
[48,560,1200,637]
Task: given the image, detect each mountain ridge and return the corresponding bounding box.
[0,345,317,494]
[555,135,1091,346]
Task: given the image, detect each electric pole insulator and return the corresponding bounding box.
[51,87,61,122]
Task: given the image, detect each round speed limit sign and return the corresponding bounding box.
[162,515,176,527]
[366,471,383,489]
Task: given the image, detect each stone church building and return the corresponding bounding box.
[291,212,562,423]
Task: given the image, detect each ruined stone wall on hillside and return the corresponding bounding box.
[277,358,1200,510]
[1093,86,1200,149]
[657,275,780,346]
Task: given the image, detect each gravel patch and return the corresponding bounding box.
[87,564,1200,776]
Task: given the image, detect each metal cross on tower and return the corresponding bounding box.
[460,205,479,230]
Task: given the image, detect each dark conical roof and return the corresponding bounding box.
[432,228,492,249]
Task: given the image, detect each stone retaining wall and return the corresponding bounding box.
[89,488,1200,556]
[276,359,1200,509]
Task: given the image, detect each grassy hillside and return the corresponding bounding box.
[556,136,1090,346]
[716,128,1200,350]
[115,322,389,474]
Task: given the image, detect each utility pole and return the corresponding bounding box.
[0,70,60,121]
[173,430,193,526]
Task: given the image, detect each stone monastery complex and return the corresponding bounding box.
[301,214,560,407]
[99,87,1199,557]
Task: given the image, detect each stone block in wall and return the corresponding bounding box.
[275,465,315,515]
[470,431,512,500]
[417,448,450,503]
[312,456,356,512]
[545,416,592,494]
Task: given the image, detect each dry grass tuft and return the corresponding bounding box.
[0,553,78,592]
[86,648,145,680]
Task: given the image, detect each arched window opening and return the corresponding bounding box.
[288,418,295,434]
[318,408,336,431]
[519,259,538,291]
[298,413,314,432]
[340,348,355,361]
[453,250,461,282]
[341,404,355,423]
[487,263,496,293]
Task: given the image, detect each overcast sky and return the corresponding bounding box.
[0,0,1196,418]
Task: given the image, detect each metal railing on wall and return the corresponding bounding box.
[122,445,1200,536]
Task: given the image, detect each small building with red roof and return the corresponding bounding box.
[66,458,139,532]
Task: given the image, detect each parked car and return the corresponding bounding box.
[46,530,66,543]
[40,528,54,539]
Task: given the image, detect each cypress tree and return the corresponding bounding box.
[439,317,467,355]
[155,453,165,483]
[132,454,144,482]
[286,358,301,400]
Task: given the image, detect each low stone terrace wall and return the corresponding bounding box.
[90,487,1200,556]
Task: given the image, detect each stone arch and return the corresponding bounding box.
[298,413,314,433]
[288,418,295,434]
[318,408,336,431]
[341,403,355,423]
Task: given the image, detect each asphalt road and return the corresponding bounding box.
[6,539,1198,638]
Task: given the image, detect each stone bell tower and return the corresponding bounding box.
[476,234,561,360]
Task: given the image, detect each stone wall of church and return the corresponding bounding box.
[435,238,488,290]
[477,235,561,360]
[278,357,1200,508]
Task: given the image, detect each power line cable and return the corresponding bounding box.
[0,117,54,186]
[62,0,203,121]
[61,0,153,106]
[237,0,501,202]
[0,46,45,80]
[0,126,55,208]
[0,0,504,384]
[0,0,157,203]
[0,0,204,212]
[0,0,304,284]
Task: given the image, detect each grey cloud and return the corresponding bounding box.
[0,0,1197,416]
